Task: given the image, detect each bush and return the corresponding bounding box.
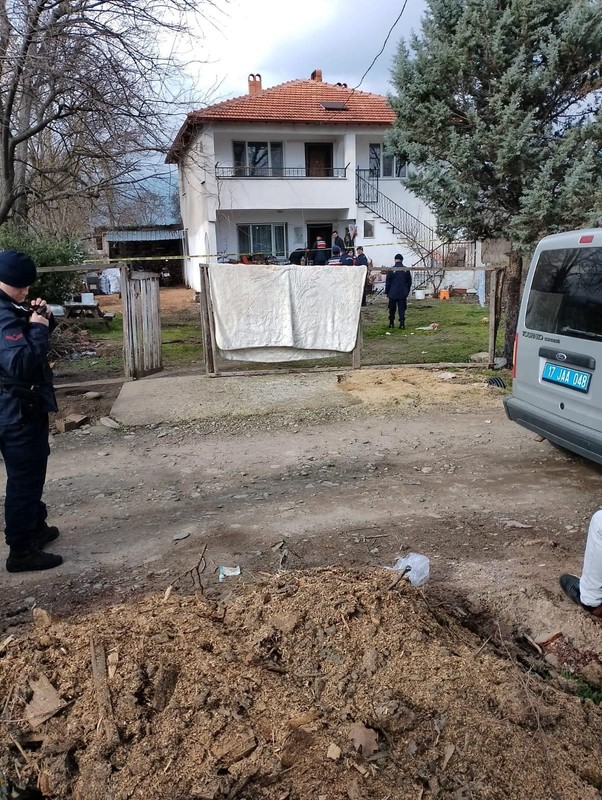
[0,227,84,303]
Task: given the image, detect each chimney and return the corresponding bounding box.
[248,73,262,95]
[310,69,323,82]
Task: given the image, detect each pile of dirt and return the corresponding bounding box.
[339,368,505,410]
[1,569,601,800]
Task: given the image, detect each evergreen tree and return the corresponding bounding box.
[388,0,602,361]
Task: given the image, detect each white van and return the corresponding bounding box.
[504,228,602,465]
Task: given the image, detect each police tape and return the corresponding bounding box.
[37,239,474,273]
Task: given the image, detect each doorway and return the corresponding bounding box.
[305,143,333,177]
[307,223,334,261]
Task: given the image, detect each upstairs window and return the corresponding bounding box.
[369,143,407,178]
[233,141,283,176]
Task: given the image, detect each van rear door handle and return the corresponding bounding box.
[538,347,595,370]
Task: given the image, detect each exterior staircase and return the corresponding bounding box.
[356,169,438,264]
[355,169,478,286]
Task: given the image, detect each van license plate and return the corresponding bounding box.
[542,362,591,393]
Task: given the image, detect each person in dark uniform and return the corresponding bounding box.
[0,250,62,573]
[385,253,412,329]
[355,246,370,306]
[312,235,328,265]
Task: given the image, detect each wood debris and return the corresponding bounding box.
[25,674,65,729]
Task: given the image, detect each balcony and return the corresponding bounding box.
[214,166,355,211]
[216,166,347,179]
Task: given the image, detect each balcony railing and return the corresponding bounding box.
[215,166,347,179]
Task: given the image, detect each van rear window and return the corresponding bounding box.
[526,247,602,340]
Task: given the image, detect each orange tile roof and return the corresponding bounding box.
[166,78,395,163]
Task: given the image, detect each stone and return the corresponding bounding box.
[533,630,563,647]
[470,351,489,363]
[83,391,102,400]
[327,743,341,761]
[55,414,88,433]
[100,416,120,430]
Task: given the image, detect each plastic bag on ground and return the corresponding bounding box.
[386,553,430,587]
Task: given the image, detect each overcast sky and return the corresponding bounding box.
[181,0,428,106]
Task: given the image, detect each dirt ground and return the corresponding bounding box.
[1,370,602,798]
[99,288,200,324]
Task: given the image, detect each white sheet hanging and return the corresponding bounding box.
[208,264,366,362]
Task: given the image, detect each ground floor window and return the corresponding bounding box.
[237,224,287,257]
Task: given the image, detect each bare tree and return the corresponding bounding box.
[0,0,219,232]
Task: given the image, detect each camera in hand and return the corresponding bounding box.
[29,301,49,318]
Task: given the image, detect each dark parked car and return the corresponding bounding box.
[288,248,310,265]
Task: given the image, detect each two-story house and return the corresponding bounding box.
[167,69,452,291]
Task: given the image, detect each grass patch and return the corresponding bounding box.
[52,297,506,380]
[54,355,124,381]
[362,297,499,365]
[560,671,602,704]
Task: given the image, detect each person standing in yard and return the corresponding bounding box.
[0,250,62,573]
[560,511,602,618]
[385,253,412,329]
[355,246,371,307]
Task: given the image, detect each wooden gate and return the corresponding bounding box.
[121,268,162,379]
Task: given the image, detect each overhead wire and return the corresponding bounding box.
[320,0,410,124]
[348,0,410,97]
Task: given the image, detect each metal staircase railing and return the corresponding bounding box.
[356,170,478,283]
[356,169,437,260]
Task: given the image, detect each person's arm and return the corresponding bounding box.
[385,270,391,295]
[406,270,412,290]
[0,314,50,383]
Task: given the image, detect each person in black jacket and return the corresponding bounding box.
[339,249,354,266]
[0,250,63,572]
[385,253,412,329]
[355,246,370,306]
[331,231,345,258]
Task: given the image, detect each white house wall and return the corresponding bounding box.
[216,175,355,212]
[179,128,219,291]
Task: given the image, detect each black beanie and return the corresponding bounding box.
[0,250,37,288]
[394,253,404,261]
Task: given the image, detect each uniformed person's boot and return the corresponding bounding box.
[6,545,63,573]
[34,523,60,548]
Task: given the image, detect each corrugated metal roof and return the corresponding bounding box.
[105,229,184,242]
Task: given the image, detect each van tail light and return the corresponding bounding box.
[512,333,518,379]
